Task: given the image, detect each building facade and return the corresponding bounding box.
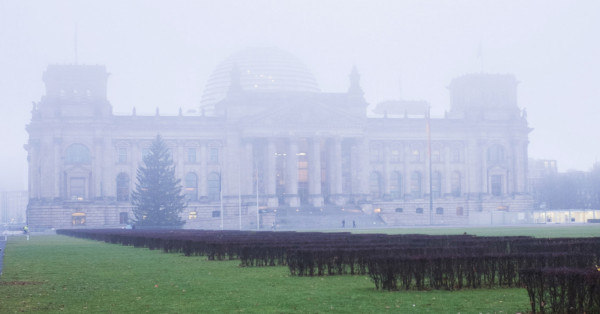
[25,48,533,229]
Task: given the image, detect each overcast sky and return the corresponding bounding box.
[1,0,599,191]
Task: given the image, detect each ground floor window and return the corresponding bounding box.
[119,212,128,224]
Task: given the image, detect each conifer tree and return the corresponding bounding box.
[131,135,186,227]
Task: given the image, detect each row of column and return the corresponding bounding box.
[231,137,371,207]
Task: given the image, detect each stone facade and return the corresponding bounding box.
[25,50,533,229]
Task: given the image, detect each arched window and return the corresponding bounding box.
[432,171,442,199]
[411,145,422,162]
[390,143,402,163]
[369,172,382,199]
[207,172,220,202]
[450,145,463,163]
[451,171,461,197]
[411,171,422,197]
[185,172,198,201]
[487,145,505,163]
[116,172,130,202]
[389,171,402,199]
[65,144,91,164]
[370,142,383,162]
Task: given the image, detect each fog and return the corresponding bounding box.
[1,0,599,191]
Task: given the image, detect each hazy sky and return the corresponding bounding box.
[1,0,599,191]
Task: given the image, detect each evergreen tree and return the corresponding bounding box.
[131,135,186,227]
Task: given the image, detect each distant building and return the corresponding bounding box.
[1,191,28,224]
[25,47,533,229]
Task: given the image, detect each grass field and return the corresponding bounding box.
[0,225,598,313]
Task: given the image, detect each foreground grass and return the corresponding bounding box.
[6,225,597,313]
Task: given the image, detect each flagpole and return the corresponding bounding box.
[427,107,433,225]
[238,156,242,231]
[219,162,223,230]
[256,161,260,231]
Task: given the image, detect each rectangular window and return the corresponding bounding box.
[187,148,197,163]
[209,147,219,163]
[395,208,403,213]
[212,210,220,218]
[416,207,424,214]
[119,212,128,224]
[118,148,128,163]
[436,207,444,215]
[456,207,464,216]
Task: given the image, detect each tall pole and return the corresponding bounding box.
[219,162,223,230]
[238,155,242,231]
[256,162,260,230]
[427,107,433,225]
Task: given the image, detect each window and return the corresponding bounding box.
[416,208,424,214]
[188,211,197,220]
[395,208,403,213]
[369,172,382,199]
[436,207,444,215]
[491,175,502,196]
[70,177,86,200]
[411,147,421,162]
[187,148,197,163]
[118,148,128,163]
[451,171,461,197]
[119,212,128,224]
[212,210,220,218]
[207,172,220,202]
[116,173,130,202]
[432,171,442,199]
[487,145,505,163]
[456,207,464,216]
[390,143,402,163]
[450,146,463,163]
[209,147,219,163]
[65,144,91,164]
[370,142,383,162]
[389,172,402,199]
[185,172,198,201]
[410,172,422,197]
[431,148,441,162]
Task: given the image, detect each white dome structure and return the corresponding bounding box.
[200,47,320,113]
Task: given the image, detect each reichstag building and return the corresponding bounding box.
[25,47,533,229]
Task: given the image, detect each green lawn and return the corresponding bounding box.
[1,225,598,313]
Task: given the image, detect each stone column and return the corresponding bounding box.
[243,140,253,195]
[357,137,370,200]
[199,143,207,197]
[53,138,62,199]
[285,139,299,207]
[331,137,344,205]
[383,142,390,196]
[266,139,278,207]
[309,138,323,206]
[444,145,451,197]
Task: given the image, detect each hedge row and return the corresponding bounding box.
[520,267,600,313]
